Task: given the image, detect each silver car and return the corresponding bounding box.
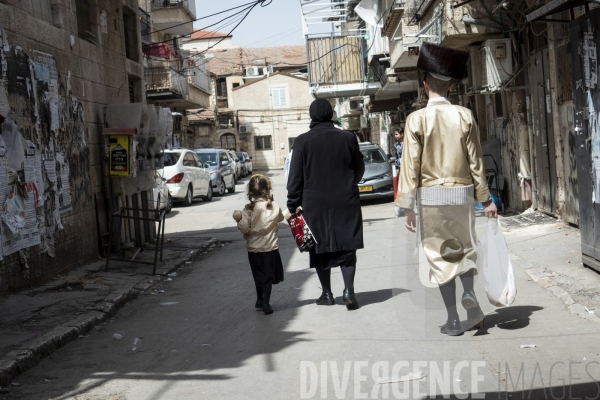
[194,149,236,196]
[358,143,394,199]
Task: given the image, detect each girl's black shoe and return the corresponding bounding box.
[263,304,273,315]
[466,307,485,330]
[342,288,359,310]
[316,292,335,305]
[440,320,463,336]
[255,299,263,309]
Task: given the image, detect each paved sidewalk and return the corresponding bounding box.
[501,214,600,322]
[0,233,223,385]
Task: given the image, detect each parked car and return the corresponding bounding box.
[194,148,236,196]
[228,150,242,181]
[357,142,394,200]
[242,152,253,174]
[153,170,172,213]
[236,152,248,177]
[163,149,213,206]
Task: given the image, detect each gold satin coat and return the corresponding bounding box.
[395,100,491,209]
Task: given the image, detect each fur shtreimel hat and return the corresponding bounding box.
[417,42,469,82]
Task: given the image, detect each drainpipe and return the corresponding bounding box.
[521,43,538,209]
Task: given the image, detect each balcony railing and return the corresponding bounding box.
[151,0,196,19]
[188,67,210,93]
[306,32,366,88]
[145,67,190,96]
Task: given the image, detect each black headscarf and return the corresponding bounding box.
[309,98,334,129]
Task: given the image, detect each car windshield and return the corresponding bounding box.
[360,147,387,164]
[164,152,181,167]
[236,152,244,160]
[197,152,218,166]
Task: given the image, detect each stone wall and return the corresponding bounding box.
[0,0,132,293]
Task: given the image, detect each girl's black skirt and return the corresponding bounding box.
[248,249,284,286]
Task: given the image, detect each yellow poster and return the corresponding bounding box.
[108,135,130,176]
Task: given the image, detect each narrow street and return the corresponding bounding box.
[1,172,598,400]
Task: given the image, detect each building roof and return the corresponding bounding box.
[202,45,307,77]
[184,29,232,41]
[232,72,308,91]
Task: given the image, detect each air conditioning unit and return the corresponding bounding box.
[262,66,274,75]
[481,39,512,89]
[349,100,363,111]
[239,125,251,134]
[245,66,260,76]
[467,45,482,91]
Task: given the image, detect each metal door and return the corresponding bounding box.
[569,10,600,271]
[529,49,558,212]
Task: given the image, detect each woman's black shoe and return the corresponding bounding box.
[461,290,479,310]
[263,304,273,315]
[255,299,263,309]
[440,320,463,336]
[316,292,335,305]
[342,288,359,310]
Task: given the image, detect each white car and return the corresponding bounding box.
[242,152,252,174]
[153,171,172,213]
[163,149,213,206]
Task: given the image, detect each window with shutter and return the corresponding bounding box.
[31,0,52,24]
[272,87,288,108]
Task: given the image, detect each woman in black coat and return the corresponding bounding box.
[287,99,365,310]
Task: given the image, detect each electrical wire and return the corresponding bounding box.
[150,0,261,35]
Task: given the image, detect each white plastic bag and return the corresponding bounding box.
[482,218,516,307]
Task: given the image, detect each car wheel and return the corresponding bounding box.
[203,184,213,202]
[166,194,173,213]
[228,178,236,193]
[217,179,226,196]
[182,185,193,206]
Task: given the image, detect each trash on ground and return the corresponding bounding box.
[585,306,595,314]
[10,383,20,386]
[584,357,587,360]
[160,302,178,306]
[113,332,125,340]
[131,338,141,352]
[377,371,424,384]
[520,344,536,348]
[166,278,172,281]
[168,272,178,277]
[455,379,463,382]
[185,261,192,264]
[157,290,165,293]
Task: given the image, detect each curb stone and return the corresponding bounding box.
[518,259,600,324]
[0,238,221,386]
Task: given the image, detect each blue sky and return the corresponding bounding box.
[192,0,305,48]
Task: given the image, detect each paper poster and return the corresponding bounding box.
[50,100,59,132]
[108,135,130,176]
[1,188,26,235]
[55,153,72,214]
[100,11,108,34]
[20,184,41,249]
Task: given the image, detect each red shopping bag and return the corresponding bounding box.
[285,208,317,253]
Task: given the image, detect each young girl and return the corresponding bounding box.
[233,175,285,315]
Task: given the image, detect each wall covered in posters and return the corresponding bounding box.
[0,0,133,293]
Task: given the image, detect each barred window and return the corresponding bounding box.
[31,0,52,24]
[255,136,272,150]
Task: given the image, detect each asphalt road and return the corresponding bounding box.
[4,171,600,400]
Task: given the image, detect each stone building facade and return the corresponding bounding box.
[0,0,137,293]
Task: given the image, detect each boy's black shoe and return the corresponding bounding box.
[440,320,463,336]
[316,292,335,305]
